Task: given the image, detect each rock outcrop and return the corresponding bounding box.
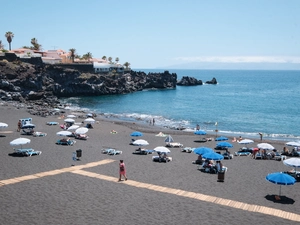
[205,77,217,84]
[177,76,203,86]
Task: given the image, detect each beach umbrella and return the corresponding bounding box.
[67,115,76,118]
[86,113,93,117]
[164,135,174,143]
[266,172,296,196]
[155,132,167,137]
[194,130,207,135]
[132,139,149,146]
[215,136,228,141]
[84,118,95,123]
[56,131,72,136]
[0,122,8,128]
[154,146,171,153]
[283,158,300,173]
[285,141,300,147]
[64,118,75,123]
[216,142,233,148]
[239,139,254,145]
[67,125,80,131]
[130,131,143,137]
[193,147,213,155]
[10,138,31,149]
[75,127,89,134]
[257,143,274,150]
[202,152,224,160]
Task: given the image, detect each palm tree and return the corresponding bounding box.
[85,52,92,62]
[69,48,76,63]
[31,38,42,50]
[5,31,14,50]
[108,57,112,64]
[102,56,107,61]
[123,62,131,70]
[115,57,119,64]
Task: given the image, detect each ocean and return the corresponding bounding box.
[61,69,300,141]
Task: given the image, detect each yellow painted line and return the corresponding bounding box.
[70,170,300,222]
[0,159,115,186]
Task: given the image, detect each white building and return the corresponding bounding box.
[93,62,124,73]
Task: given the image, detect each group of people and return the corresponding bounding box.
[202,159,223,173]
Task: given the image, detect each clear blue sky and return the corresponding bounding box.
[1,0,300,69]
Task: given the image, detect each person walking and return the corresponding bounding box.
[152,118,155,126]
[118,160,127,181]
[17,120,21,132]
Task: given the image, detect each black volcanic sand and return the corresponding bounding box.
[0,102,299,225]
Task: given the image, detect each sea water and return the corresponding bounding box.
[61,69,300,141]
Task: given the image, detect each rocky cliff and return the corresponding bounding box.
[0,60,177,107]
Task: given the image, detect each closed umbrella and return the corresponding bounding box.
[266,172,296,196]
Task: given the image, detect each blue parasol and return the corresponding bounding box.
[202,151,224,160]
[193,147,213,155]
[194,130,207,135]
[216,142,233,148]
[266,172,296,196]
[130,131,143,137]
[215,136,228,141]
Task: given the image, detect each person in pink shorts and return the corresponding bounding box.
[118,160,128,181]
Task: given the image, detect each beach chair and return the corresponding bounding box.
[181,147,194,153]
[107,149,122,155]
[14,148,41,156]
[56,139,75,146]
[102,148,115,154]
[255,153,262,159]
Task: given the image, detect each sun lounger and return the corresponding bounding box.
[255,153,262,159]
[181,147,194,153]
[107,149,122,155]
[234,151,251,156]
[166,142,183,148]
[102,148,115,154]
[132,149,153,155]
[223,152,233,159]
[21,129,34,135]
[46,122,59,125]
[56,139,75,146]
[13,148,41,156]
[33,131,47,137]
[75,134,88,140]
[152,155,172,162]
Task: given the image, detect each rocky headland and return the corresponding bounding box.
[0,58,216,116]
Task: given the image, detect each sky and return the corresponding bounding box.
[1,0,300,70]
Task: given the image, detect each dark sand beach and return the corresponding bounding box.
[0,102,299,225]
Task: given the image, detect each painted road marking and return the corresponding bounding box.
[0,158,299,222]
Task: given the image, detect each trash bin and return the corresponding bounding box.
[217,171,225,182]
[76,149,82,158]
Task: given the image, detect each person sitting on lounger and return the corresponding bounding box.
[162,153,168,162]
[195,155,203,164]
